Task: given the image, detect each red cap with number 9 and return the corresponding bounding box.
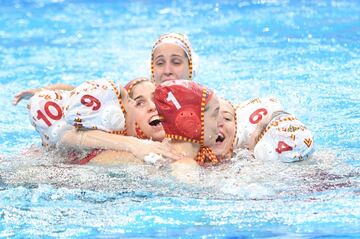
[154,80,213,144]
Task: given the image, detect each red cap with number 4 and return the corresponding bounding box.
[154,80,213,144]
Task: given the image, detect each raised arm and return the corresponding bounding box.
[12,83,74,105]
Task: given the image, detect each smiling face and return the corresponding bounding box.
[211,98,236,159]
[152,43,189,85]
[204,95,222,147]
[131,81,165,141]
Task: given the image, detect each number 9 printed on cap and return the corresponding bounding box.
[64,79,127,134]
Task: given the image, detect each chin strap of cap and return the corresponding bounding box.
[195,89,220,166]
[195,146,219,166]
[135,122,148,139]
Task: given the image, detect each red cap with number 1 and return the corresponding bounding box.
[154,80,213,144]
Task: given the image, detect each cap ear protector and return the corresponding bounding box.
[175,107,201,139]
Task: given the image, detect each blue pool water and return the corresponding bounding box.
[1,0,359,238]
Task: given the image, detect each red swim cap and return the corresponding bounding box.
[154,80,213,144]
[154,80,220,166]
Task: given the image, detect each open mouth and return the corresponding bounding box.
[216,133,225,143]
[149,116,162,126]
[163,77,175,82]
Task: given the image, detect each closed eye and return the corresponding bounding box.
[171,59,182,65]
[155,59,165,66]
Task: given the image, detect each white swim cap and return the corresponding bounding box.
[151,33,199,80]
[234,97,283,149]
[65,80,127,134]
[254,114,315,162]
[28,89,72,146]
[101,105,126,131]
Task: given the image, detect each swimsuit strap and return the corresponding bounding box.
[69,149,104,165]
